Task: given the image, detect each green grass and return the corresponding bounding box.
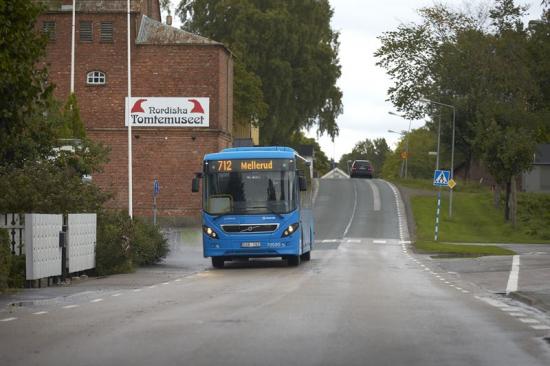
[409,189,550,256]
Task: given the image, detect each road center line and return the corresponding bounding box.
[343,180,358,237]
[1,317,17,322]
[505,255,520,295]
[366,180,381,211]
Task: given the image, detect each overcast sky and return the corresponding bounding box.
[167,1,545,161]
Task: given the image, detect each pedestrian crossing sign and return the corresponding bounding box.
[433,170,451,187]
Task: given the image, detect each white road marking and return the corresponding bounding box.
[148,285,157,289]
[373,240,386,244]
[366,180,381,211]
[509,312,527,317]
[322,239,339,243]
[343,180,358,237]
[531,325,550,330]
[161,282,170,285]
[346,239,361,243]
[519,318,540,324]
[461,290,470,293]
[133,289,142,292]
[90,298,103,303]
[1,317,17,322]
[33,311,48,315]
[505,255,520,295]
[175,279,182,282]
[112,293,122,297]
[62,305,79,309]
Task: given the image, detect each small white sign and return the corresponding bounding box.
[125,97,209,127]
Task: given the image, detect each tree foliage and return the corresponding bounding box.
[338,138,390,177]
[375,0,550,223]
[177,0,343,145]
[0,0,57,167]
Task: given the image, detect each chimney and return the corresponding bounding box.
[166,15,172,26]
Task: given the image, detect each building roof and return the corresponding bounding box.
[136,16,224,48]
[39,0,142,13]
[534,144,550,165]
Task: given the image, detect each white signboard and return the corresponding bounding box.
[125,97,209,127]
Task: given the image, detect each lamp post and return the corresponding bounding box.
[420,98,456,217]
[127,0,133,218]
[388,112,411,179]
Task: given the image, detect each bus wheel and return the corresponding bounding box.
[287,255,301,266]
[300,251,311,261]
[212,257,225,269]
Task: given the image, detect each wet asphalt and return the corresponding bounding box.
[0,178,549,366]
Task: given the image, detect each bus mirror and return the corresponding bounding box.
[192,175,201,192]
[299,176,307,191]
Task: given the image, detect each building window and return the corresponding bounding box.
[100,22,114,43]
[79,21,93,42]
[86,71,106,85]
[43,21,56,42]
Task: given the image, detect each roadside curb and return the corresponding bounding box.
[509,291,550,313]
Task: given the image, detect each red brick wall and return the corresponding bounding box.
[39,11,233,220]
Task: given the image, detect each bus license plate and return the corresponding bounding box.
[241,242,261,248]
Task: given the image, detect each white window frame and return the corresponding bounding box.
[86,71,106,85]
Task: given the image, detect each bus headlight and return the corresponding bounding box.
[203,225,219,239]
[281,223,299,238]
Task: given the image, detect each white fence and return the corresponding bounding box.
[67,214,97,273]
[24,214,63,280]
[1,213,97,281]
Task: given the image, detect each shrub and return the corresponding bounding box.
[0,229,11,292]
[95,211,134,276]
[518,193,550,240]
[131,218,169,265]
[95,211,169,275]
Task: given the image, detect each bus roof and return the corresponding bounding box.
[204,146,298,160]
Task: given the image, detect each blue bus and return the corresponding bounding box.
[192,146,314,268]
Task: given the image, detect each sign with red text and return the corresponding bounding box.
[125,97,209,127]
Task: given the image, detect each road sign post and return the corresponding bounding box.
[433,170,450,241]
[153,179,160,226]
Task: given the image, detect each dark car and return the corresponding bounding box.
[350,160,373,178]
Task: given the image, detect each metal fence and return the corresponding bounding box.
[0,213,24,255]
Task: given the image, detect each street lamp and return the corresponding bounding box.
[420,98,456,218]
[388,112,412,179]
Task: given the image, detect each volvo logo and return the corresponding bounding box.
[241,225,260,232]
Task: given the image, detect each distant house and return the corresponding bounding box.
[522,144,550,193]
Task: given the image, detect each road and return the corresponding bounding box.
[1,178,550,366]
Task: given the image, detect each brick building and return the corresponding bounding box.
[37,0,234,223]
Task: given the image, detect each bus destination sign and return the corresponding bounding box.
[208,159,293,173]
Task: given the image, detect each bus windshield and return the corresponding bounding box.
[204,170,296,215]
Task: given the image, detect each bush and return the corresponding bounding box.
[0,229,11,292]
[95,211,169,275]
[518,193,550,240]
[132,218,168,265]
[96,211,134,276]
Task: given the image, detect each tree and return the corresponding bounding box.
[177,0,343,145]
[338,138,390,177]
[0,0,57,167]
[381,128,437,180]
[375,0,548,224]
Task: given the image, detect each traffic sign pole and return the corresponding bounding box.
[153,179,159,226]
[434,189,441,241]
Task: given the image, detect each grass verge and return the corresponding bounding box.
[407,187,550,256]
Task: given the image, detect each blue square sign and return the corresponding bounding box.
[433,170,451,187]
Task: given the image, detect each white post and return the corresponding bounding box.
[70,0,75,93]
[127,0,133,218]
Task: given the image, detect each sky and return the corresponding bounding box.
[165,1,545,162]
